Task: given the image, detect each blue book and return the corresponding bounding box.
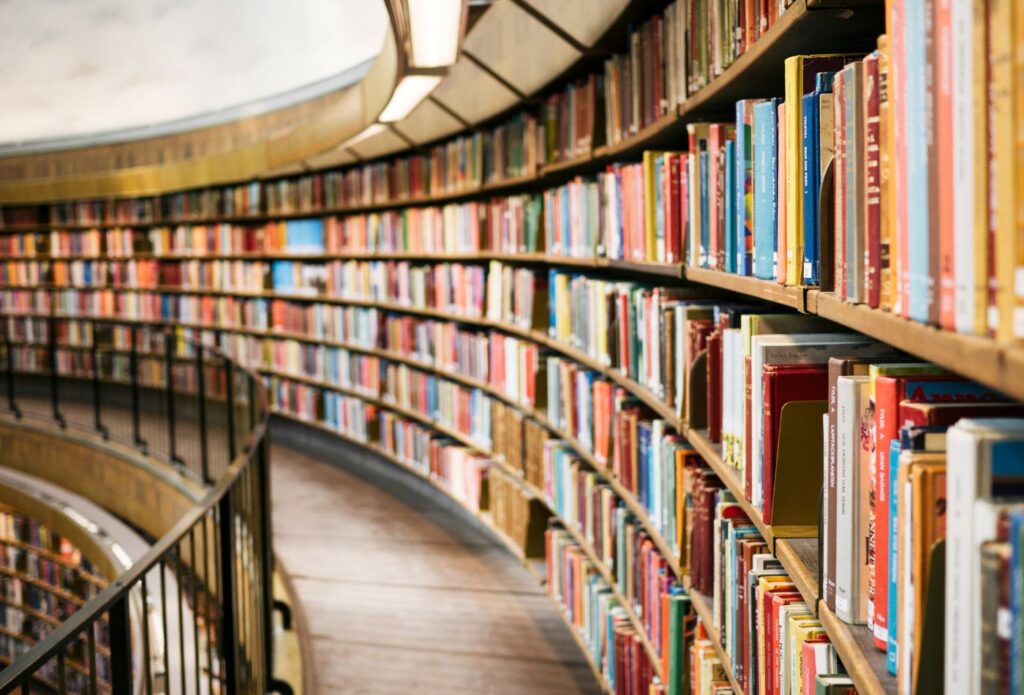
[638,422,652,509]
[1011,509,1024,693]
[886,436,901,675]
[802,92,820,286]
[271,261,295,290]
[699,150,710,268]
[285,219,325,253]
[753,99,780,279]
[905,0,931,322]
[548,269,558,337]
[735,100,761,276]
[724,140,737,274]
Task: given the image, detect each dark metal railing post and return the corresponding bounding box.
[219,492,240,694]
[91,321,108,439]
[130,325,147,452]
[108,593,133,693]
[48,318,66,429]
[165,331,183,467]
[248,375,257,443]
[226,359,237,461]
[4,319,20,419]
[258,438,275,683]
[197,343,210,484]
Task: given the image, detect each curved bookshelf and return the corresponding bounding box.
[4,0,1006,690]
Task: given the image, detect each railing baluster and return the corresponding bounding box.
[140,574,153,695]
[197,343,210,484]
[108,594,132,694]
[130,325,147,452]
[4,318,20,419]
[48,317,66,429]
[219,493,239,694]
[190,527,201,695]
[90,320,108,439]
[226,359,237,461]
[165,331,183,467]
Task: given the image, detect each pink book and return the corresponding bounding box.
[777,101,788,284]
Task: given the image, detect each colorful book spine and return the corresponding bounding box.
[753,99,779,281]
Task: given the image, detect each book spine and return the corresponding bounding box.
[846,62,865,304]
[890,0,909,317]
[864,53,882,308]
[802,92,820,286]
[885,438,901,675]
[878,37,893,311]
[725,140,737,274]
[784,57,804,286]
[936,0,957,329]
[833,71,847,299]
[905,0,935,323]
[990,0,1018,340]
[753,102,778,280]
[835,377,856,623]
[776,101,788,285]
[869,376,896,650]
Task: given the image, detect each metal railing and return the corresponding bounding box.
[0,315,273,694]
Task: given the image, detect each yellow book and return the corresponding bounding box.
[1016,0,1024,340]
[789,620,827,695]
[784,54,859,286]
[643,150,663,263]
[990,0,1016,339]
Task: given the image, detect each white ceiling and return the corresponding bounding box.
[0,0,388,146]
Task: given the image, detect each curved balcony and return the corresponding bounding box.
[0,317,273,693]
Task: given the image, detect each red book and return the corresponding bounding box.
[666,154,682,263]
[871,373,999,649]
[801,637,834,694]
[864,52,882,307]
[706,328,723,442]
[761,364,829,523]
[764,590,802,695]
[899,399,1023,427]
[834,70,847,298]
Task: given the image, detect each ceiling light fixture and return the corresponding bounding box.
[378,74,442,122]
[407,0,464,68]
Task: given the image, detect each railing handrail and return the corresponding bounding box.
[0,318,273,692]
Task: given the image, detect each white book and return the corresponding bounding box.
[721,327,735,462]
[835,375,869,624]
[748,334,876,510]
[951,0,975,334]
[945,419,1024,694]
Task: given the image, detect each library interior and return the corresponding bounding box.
[0,0,1020,693]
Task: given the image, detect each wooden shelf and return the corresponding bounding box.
[814,291,1024,401]
[683,267,808,310]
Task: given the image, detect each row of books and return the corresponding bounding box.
[691,480,854,695]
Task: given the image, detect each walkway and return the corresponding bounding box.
[270,421,601,694]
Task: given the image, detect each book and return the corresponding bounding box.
[784,55,859,287]
[945,420,1024,694]
[753,99,781,280]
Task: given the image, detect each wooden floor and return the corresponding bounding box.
[270,423,601,695]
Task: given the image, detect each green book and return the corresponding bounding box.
[667,592,691,695]
[815,674,856,694]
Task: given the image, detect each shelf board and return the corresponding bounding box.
[679,0,885,119]
[818,606,896,695]
[814,291,1024,401]
[774,538,820,613]
[683,267,808,310]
